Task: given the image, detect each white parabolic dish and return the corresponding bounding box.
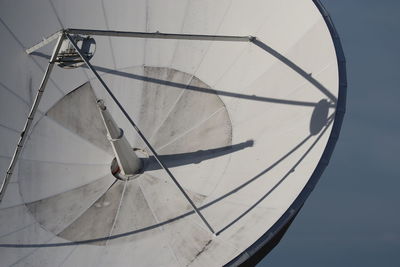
[0,0,346,266]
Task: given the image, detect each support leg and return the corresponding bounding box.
[0,33,65,203]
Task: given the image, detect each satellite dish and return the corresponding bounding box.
[0,0,346,266]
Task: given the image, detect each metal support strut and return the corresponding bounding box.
[0,33,65,203]
[26,29,254,54]
[65,33,216,235]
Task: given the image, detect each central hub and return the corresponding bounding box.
[110,148,148,181]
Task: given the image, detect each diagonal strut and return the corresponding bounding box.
[65,33,216,235]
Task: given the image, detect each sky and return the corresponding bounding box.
[258,0,400,266]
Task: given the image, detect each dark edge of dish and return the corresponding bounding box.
[225,1,347,266]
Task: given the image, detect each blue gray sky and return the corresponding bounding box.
[258,0,400,266]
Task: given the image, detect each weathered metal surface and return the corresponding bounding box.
[0,0,343,266]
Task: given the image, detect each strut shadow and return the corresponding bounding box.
[0,113,334,248]
[144,140,254,171]
[31,51,335,108]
